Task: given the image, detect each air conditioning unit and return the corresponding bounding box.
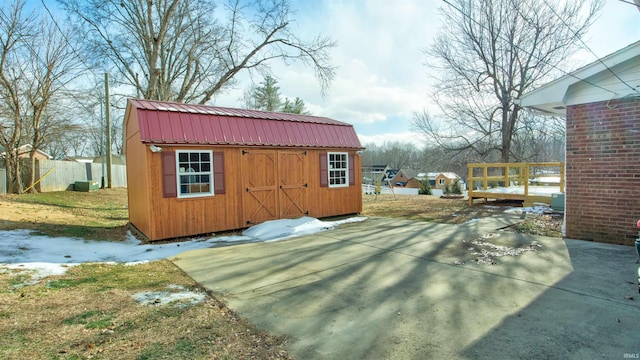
[550,193,565,212]
[75,181,99,192]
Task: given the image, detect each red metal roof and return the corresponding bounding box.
[128,99,363,149]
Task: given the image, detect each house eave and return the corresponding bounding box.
[518,40,640,115]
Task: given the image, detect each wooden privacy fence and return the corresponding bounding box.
[35,159,127,192]
[0,168,5,195]
[467,162,565,206]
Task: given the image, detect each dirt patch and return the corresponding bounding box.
[507,213,564,237]
[362,194,539,226]
[363,194,563,237]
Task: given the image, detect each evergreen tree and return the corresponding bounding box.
[254,76,282,111]
[418,180,432,195]
[282,97,310,114]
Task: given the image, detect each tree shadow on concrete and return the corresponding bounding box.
[172,217,639,359]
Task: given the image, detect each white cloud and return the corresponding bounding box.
[357,131,426,148]
[214,1,639,144]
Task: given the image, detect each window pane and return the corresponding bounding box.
[327,152,348,188]
[176,150,214,197]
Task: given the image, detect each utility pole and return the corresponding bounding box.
[105,73,112,189]
[99,97,105,188]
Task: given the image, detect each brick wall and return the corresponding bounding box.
[565,98,640,245]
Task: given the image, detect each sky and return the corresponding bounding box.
[29,0,640,148]
[210,0,640,148]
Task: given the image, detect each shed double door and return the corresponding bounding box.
[242,149,308,225]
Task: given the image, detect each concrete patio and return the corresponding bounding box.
[171,216,640,359]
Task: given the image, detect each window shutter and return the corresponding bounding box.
[162,151,177,198]
[349,154,355,186]
[213,152,225,194]
[319,153,328,187]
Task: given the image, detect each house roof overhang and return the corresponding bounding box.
[517,40,640,117]
[126,99,364,150]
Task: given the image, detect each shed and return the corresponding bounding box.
[518,40,640,245]
[124,99,364,241]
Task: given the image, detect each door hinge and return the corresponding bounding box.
[242,150,248,155]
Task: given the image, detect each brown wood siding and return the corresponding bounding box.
[306,149,362,218]
[145,147,244,240]
[125,109,152,238]
[130,144,362,241]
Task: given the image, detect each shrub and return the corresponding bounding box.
[418,180,432,195]
[450,179,462,194]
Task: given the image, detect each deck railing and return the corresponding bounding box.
[467,162,565,205]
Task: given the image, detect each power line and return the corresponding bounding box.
[541,0,639,94]
[618,0,640,9]
[440,0,621,96]
[0,5,104,125]
[40,0,99,79]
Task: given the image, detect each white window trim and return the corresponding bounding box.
[328,152,349,188]
[176,150,214,198]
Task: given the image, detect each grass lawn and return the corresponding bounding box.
[0,188,291,359]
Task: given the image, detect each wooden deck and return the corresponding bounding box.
[467,162,564,206]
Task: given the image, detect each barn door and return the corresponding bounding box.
[242,150,278,225]
[278,150,308,218]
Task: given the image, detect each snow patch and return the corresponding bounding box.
[0,216,367,281]
[132,285,206,308]
[504,205,548,215]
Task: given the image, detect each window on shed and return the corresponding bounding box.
[176,150,213,197]
[439,178,445,185]
[328,152,348,187]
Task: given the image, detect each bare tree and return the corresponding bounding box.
[22,18,84,190]
[361,141,420,171]
[0,0,85,193]
[0,0,34,193]
[59,0,336,104]
[412,0,602,163]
